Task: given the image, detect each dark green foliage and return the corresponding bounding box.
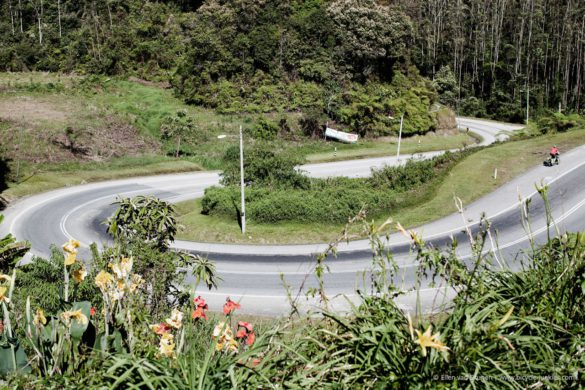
[299,109,325,138]
[248,117,279,141]
[0,1,184,78]
[204,150,473,223]
[160,110,205,157]
[0,215,30,273]
[219,144,309,189]
[337,75,437,136]
[536,112,585,135]
[0,154,10,201]
[107,196,178,250]
[1,0,583,122]
[14,246,99,315]
[432,65,459,107]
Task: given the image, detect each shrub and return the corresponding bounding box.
[248,117,278,140]
[220,144,308,189]
[204,150,474,224]
[299,109,325,139]
[536,112,585,134]
[107,196,178,250]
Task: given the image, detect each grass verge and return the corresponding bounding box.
[3,156,202,201]
[175,128,585,244]
[304,132,477,163]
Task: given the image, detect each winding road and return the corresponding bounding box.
[3,118,584,316]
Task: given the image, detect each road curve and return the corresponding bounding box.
[5,119,584,316]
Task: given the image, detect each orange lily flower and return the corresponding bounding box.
[223,297,240,315]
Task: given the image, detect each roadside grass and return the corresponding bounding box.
[89,80,243,139]
[175,128,585,244]
[304,132,477,163]
[175,199,349,244]
[3,156,202,201]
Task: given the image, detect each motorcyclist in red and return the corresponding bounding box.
[549,145,559,164]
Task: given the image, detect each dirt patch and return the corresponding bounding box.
[1,116,159,164]
[0,96,71,124]
[51,116,160,161]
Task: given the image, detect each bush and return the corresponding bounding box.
[203,150,474,224]
[248,117,278,140]
[220,144,308,189]
[107,196,178,250]
[536,112,585,134]
[299,109,325,139]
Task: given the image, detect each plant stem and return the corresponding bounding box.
[2,302,17,371]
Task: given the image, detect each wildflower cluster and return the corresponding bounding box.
[192,296,208,320]
[94,257,144,303]
[212,297,256,354]
[151,308,184,358]
[235,322,255,346]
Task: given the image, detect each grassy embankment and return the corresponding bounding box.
[175,128,585,244]
[1,73,474,200]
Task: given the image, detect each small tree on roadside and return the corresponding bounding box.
[107,196,178,251]
[105,196,220,317]
[220,144,309,189]
[0,215,30,273]
[160,110,198,157]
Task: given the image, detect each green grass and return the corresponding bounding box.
[175,128,585,244]
[175,199,349,244]
[89,80,241,139]
[304,132,477,163]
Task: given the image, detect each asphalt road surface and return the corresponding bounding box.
[4,118,584,316]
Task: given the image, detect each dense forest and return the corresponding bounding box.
[1,0,584,124]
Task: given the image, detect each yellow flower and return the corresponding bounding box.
[166,308,184,329]
[159,332,176,358]
[0,286,10,304]
[212,322,238,353]
[61,309,88,326]
[72,267,87,283]
[34,308,47,326]
[95,271,114,292]
[215,337,238,353]
[226,338,239,353]
[64,252,77,266]
[213,322,231,338]
[62,239,80,254]
[396,222,424,247]
[414,325,449,356]
[0,274,11,283]
[109,257,133,280]
[129,274,143,293]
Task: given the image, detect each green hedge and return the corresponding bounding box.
[201,150,475,224]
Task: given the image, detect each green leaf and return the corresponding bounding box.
[0,336,31,374]
[69,301,91,339]
[94,330,125,354]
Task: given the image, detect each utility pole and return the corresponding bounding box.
[396,113,404,159]
[239,125,246,236]
[526,85,530,124]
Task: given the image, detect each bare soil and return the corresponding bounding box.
[0,96,70,123]
[0,96,159,164]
